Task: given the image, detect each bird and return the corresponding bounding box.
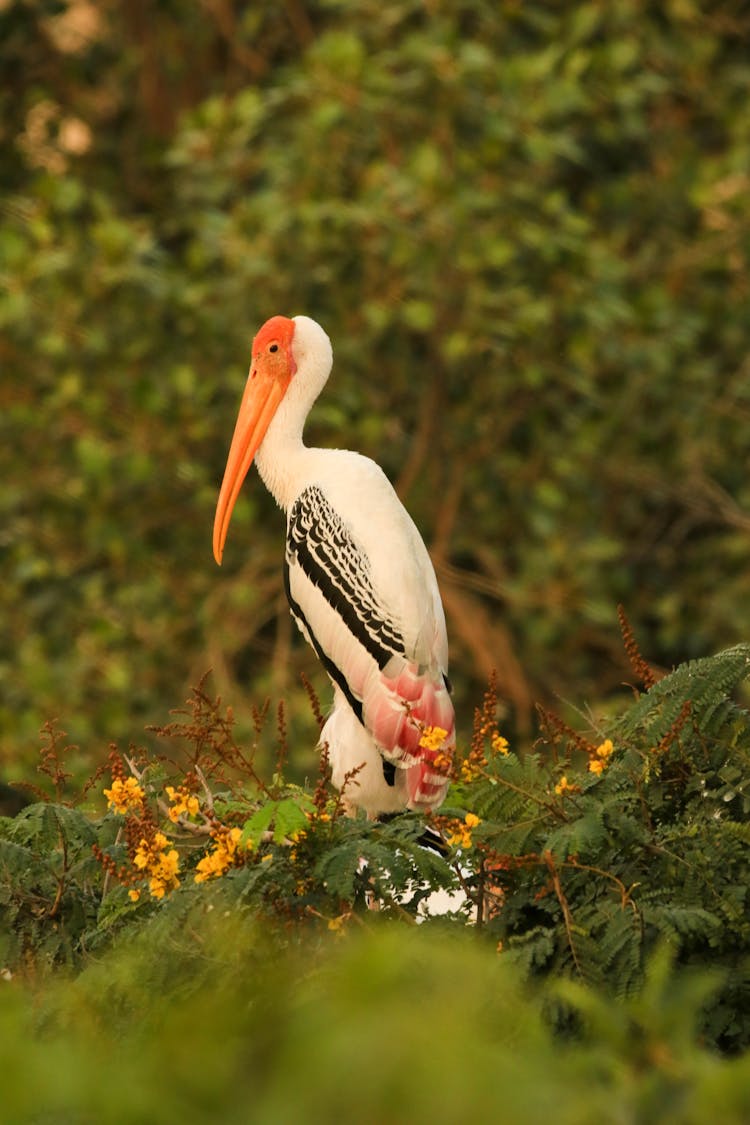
[213,314,454,817]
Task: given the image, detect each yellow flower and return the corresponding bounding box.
[165,784,200,822]
[149,849,180,899]
[432,751,452,774]
[104,776,144,815]
[128,888,141,903]
[287,827,308,864]
[491,732,509,756]
[132,832,180,899]
[134,831,167,868]
[194,827,244,884]
[460,755,485,782]
[446,812,481,849]
[555,775,582,796]
[588,739,615,776]
[419,725,448,752]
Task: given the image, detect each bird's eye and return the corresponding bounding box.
[269,343,279,353]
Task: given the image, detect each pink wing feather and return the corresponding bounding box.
[364,661,454,808]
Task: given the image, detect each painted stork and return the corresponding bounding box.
[213,315,454,816]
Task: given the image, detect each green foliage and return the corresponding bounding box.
[0,798,102,970]
[3,4,750,1113]
[1,644,749,1074]
[3,917,750,1124]
[2,1,750,773]
[468,644,750,1052]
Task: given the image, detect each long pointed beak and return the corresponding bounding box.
[212,369,287,565]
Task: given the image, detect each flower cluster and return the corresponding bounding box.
[286,828,316,896]
[588,739,615,775]
[445,812,481,849]
[104,776,145,814]
[165,784,200,822]
[460,673,505,782]
[419,725,448,752]
[287,827,309,868]
[133,831,180,899]
[459,748,486,782]
[419,724,452,774]
[194,826,246,883]
[554,775,580,796]
[491,732,509,756]
[459,727,509,783]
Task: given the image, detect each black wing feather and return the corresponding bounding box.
[285,485,404,671]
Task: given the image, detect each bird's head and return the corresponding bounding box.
[212,314,332,564]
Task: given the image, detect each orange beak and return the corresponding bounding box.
[212,364,290,565]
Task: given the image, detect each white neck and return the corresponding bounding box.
[254,414,312,511]
[254,315,333,511]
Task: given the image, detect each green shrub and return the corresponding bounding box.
[2,919,750,1125]
[2,642,749,1063]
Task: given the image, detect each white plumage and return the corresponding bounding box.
[213,315,454,816]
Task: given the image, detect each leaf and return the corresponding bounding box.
[240,794,314,848]
[271,796,314,843]
[239,804,276,849]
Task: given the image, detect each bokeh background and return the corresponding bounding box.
[2,0,749,783]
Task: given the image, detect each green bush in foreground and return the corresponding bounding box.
[1,641,750,1119]
[1,921,750,1125]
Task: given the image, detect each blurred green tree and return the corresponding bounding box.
[1,0,749,778]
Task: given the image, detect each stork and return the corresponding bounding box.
[213,315,454,816]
